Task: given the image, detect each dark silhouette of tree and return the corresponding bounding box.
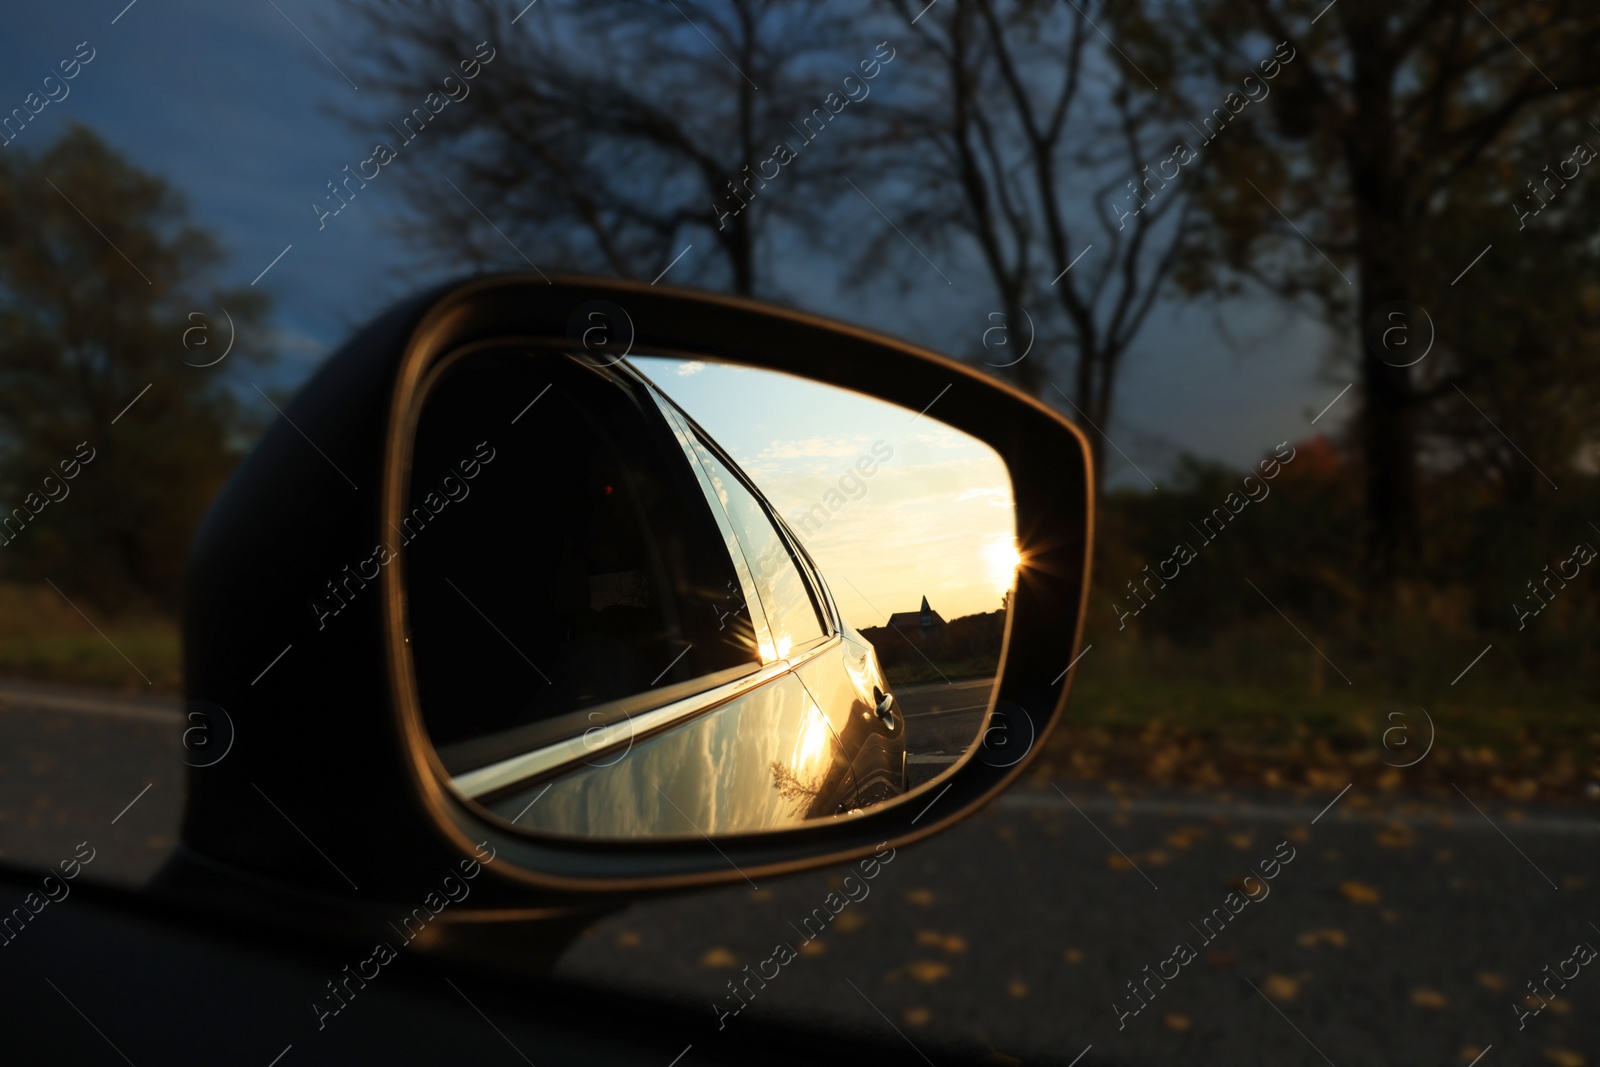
[343,0,1197,493]
[862,0,1196,489]
[1422,146,1600,505]
[0,125,269,608]
[345,0,872,296]
[1148,0,1600,580]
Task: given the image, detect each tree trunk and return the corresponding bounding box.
[1074,340,1108,492]
[1346,38,1419,586]
[1358,328,1419,582]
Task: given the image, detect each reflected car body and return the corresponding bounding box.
[437,354,908,837]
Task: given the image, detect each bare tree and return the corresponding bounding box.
[344,0,874,296]
[861,0,1195,489]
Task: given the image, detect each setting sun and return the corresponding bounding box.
[984,537,1022,596]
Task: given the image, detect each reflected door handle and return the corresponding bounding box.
[873,687,897,726]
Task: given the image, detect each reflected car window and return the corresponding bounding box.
[406,349,761,753]
[682,426,828,659]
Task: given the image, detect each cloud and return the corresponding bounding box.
[954,485,1013,505]
[675,360,707,376]
[757,435,876,461]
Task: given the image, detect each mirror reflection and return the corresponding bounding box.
[404,346,1015,839]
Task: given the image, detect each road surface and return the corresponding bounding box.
[895,676,993,789]
[1,678,1596,1065]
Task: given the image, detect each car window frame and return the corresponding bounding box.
[644,382,836,656]
[780,515,842,634]
[644,394,783,656]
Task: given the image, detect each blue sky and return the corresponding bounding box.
[2,1,1348,488]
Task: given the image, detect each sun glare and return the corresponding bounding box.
[984,537,1022,597]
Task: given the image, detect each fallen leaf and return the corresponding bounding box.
[1543,1049,1585,1067]
[913,930,965,953]
[1107,854,1135,872]
[700,947,737,969]
[1411,988,1449,1009]
[1375,824,1414,848]
[1460,1048,1485,1064]
[1145,849,1170,866]
[800,939,826,957]
[1226,833,1254,850]
[1064,948,1084,964]
[1007,980,1028,999]
[1476,972,1506,992]
[1165,828,1205,849]
[1296,928,1347,949]
[1305,768,1345,790]
[1164,1013,1192,1032]
[906,960,952,984]
[1261,974,1301,1002]
[748,889,773,901]
[835,911,867,933]
[1206,950,1236,968]
[902,1007,931,1027]
[1338,881,1381,904]
[615,931,641,948]
[906,889,935,905]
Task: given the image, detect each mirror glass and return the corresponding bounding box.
[403,345,1016,839]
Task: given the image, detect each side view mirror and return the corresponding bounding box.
[167,276,1091,937]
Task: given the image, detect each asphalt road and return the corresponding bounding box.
[2,679,1597,1066]
[0,679,184,884]
[896,677,993,789]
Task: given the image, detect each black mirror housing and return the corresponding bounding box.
[171,274,1092,924]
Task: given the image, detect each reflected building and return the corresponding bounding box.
[887,596,946,636]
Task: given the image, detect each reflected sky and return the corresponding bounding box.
[634,358,1014,625]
